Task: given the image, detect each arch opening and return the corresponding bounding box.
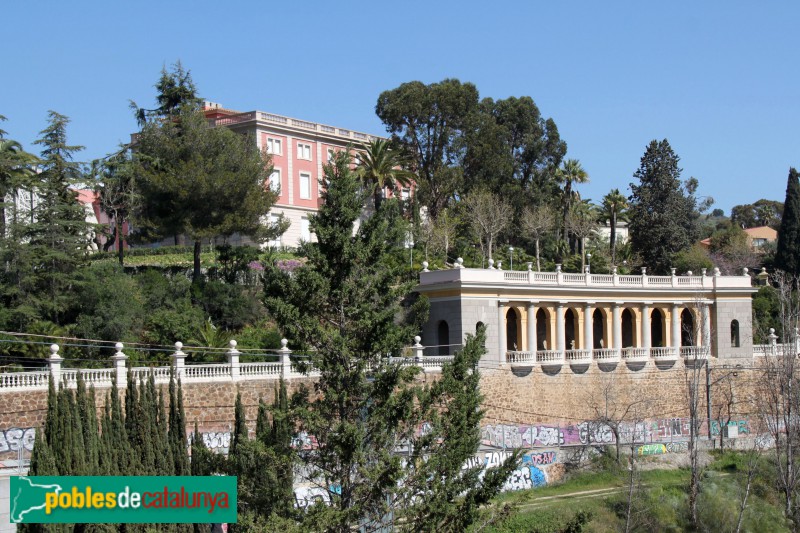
[437,320,450,356]
[506,308,519,351]
[593,309,605,349]
[651,309,664,347]
[681,309,695,347]
[731,320,740,348]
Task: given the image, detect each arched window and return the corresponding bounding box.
[536,309,547,350]
[437,320,450,356]
[621,309,634,348]
[476,322,486,348]
[681,309,695,347]
[651,309,664,347]
[565,308,577,349]
[593,309,605,349]
[506,308,518,350]
[731,320,740,348]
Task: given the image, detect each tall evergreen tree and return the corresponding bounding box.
[775,167,800,275]
[231,391,248,455]
[263,152,512,530]
[628,139,702,274]
[12,112,92,326]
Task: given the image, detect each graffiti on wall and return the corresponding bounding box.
[710,420,749,436]
[0,427,35,452]
[481,424,571,448]
[187,431,231,453]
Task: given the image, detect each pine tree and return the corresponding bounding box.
[9,111,92,326]
[262,152,508,530]
[628,139,701,274]
[775,167,800,275]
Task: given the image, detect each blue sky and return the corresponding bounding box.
[2,1,797,214]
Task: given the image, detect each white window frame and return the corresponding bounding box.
[297,143,312,161]
[327,148,335,162]
[266,137,282,155]
[269,169,281,193]
[299,172,311,200]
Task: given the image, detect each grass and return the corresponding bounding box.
[480,451,792,533]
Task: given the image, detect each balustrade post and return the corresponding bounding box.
[412,336,424,365]
[641,267,648,287]
[171,342,186,381]
[556,264,563,285]
[612,266,619,287]
[671,267,677,287]
[527,262,533,284]
[47,344,63,386]
[768,328,778,356]
[279,338,292,377]
[227,340,241,381]
[585,266,591,286]
[110,342,128,389]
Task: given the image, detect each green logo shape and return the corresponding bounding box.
[10,476,237,524]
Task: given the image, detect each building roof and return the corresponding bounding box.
[743,226,777,240]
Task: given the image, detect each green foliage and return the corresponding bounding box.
[133,76,277,281]
[0,111,92,329]
[673,244,714,274]
[194,280,262,331]
[215,244,260,284]
[376,79,479,219]
[775,168,800,275]
[732,198,783,229]
[753,285,782,342]
[628,139,702,274]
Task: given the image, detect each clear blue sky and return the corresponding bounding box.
[3,1,797,214]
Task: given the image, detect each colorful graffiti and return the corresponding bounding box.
[638,444,666,456]
[0,427,35,452]
[710,420,749,436]
[481,424,573,448]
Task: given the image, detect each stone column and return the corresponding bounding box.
[498,300,507,365]
[227,340,241,381]
[641,303,652,350]
[612,303,622,350]
[555,302,565,352]
[527,301,537,353]
[47,344,63,385]
[279,338,292,377]
[701,303,711,350]
[672,303,682,350]
[584,302,594,352]
[111,343,128,389]
[171,342,186,381]
[412,336,424,364]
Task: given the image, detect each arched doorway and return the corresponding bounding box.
[565,308,577,349]
[437,320,450,355]
[731,320,740,348]
[681,309,695,346]
[506,308,519,351]
[621,309,634,348]
[651,309,664,347]
[536,308,548,350]
[593,309,605,349]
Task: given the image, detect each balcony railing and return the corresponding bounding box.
[506,347,692,366]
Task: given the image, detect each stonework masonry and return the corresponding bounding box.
[0,361,758,462]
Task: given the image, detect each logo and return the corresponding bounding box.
[10,476,237,524]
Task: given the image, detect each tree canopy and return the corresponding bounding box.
[628,139,702,274]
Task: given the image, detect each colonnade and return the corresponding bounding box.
[497,300,712,363]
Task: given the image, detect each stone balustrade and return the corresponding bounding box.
[0,337,456,393]
[508,345,714,367]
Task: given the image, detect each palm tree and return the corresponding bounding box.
[555,159,589,246]
[600,188,629,266]
[355,139,414,212]
[566,199,599,271]
[0,137,38,238]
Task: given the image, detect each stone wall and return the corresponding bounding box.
[0,360,758,462]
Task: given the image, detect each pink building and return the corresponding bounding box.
[203,102,409,248]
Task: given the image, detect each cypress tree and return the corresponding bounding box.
[44,375,58,449]
[255,397,269,443]
[231,391,248,455]
[775,167,800,275]
[169,375,189,475]
[155,386,173,475]
[66,387,87,475]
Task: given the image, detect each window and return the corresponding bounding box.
[268,214,281,248]
[327,148,335,162]
[266,138,282,155]
[297,143,312,160]
[299,172,311,199]
[401,188,410,200]
[300,217,311,242]
[269,169,281,193]
[731,320,740,348]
